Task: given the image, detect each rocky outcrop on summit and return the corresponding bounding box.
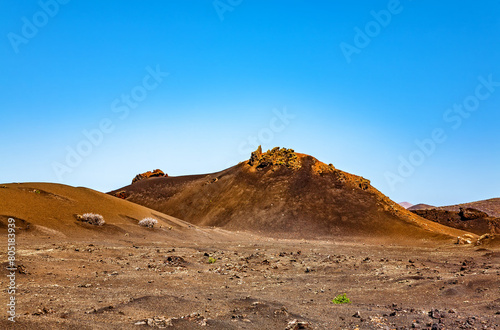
[132,169,166,184]
[248,146,301,170]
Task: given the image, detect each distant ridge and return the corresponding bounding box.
[408,203,436,211]
[436,198,500,218]
[410,208,499,235]
[398,202,413,209]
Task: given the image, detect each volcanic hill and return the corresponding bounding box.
[110,147,470,241]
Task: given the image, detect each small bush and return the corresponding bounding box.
[332,293,351,304]
[208,257,216,264]
[79,213,105,226]
[139,217,158,228]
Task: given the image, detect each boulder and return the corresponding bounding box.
[459,207,489,220]
[456,236,472,245]
[112,191,129,199]
[132,169,166,184]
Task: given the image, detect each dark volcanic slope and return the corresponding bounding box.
[110,148,470,241]
[437,198,500,218]
[408,199,500,236]
[411,208,500,236]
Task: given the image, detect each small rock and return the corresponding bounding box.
[78,283,92,288]
[430,309,441,319]
[17,264,28,274]
[132,169,166,184]
[456,237,472,245]
[286,319,311,329]
[431,323,440,330]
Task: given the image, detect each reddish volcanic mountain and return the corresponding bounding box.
[110,147,471,241]
[398,202,413,209]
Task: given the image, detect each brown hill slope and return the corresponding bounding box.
[110,147,472,241]
[0,182,221,241]
[436,198,500,217]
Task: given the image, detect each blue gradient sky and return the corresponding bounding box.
[1,1,499,206]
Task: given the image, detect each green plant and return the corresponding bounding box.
[208,257,216,264]
[332,293,351,304]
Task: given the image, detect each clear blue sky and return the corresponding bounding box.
[1,0,499,206]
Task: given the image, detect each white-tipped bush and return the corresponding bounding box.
[138,217,158,228]
[79,213,105,226]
